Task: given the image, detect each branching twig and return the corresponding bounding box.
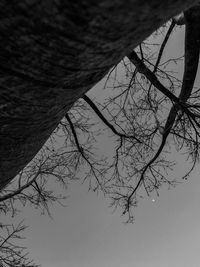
[83,95,142,143]
[125,6,200,214]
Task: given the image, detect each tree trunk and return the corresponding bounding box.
[0,0,198,190]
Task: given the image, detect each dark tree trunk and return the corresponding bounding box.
[0,0,198,190]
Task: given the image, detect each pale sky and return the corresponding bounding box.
[23,173,200,267]
[10,23,200,267]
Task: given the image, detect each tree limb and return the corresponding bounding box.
[83,95,142,143]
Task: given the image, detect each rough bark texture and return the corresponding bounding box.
[0,0,198,190]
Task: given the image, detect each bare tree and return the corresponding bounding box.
[1,2,200,265]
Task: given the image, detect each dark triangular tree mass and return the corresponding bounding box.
[0,0,197,191]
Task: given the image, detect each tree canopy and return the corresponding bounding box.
[1,1,200,266]
[0,0,198,190]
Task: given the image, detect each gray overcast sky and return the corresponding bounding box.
[13,24,200,267]
[23,173,200,267]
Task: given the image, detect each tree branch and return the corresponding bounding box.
[83,95,142,143]
[0,168,41,202]
[128,51,180,104]
[154,20,175,74]
[65,113,102,187]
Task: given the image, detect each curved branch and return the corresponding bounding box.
[65,113,83,152]
[154,20,175,73]
[179,5,200,102]
[83,95,142,143]
[0,168,41,202]
[128,51,180,104]
[148,20,175,107]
